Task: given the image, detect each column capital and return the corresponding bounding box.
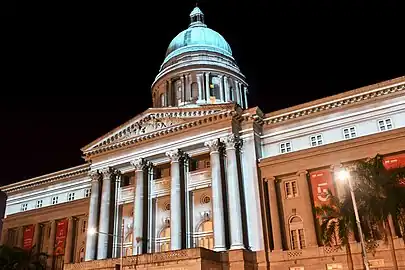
[263,176,276,182]
[166,149,183,162]
[89,171,102,182]
[220,134,241,150]
[101,167,119,180]
[131,158,147,171]
[204,139,221,153]
[296,170,308,177]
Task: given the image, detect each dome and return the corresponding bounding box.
[162,7,233,66]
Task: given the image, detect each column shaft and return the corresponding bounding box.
[221,135,244,249]
[17,226,24,248]
[33,223,41,254]
[267,178,283,250]
[297,171,318,247]
[47,220,56,268]
[235,81,241,105]
[205,72,210,103]
[85,171,101,261]
[166,150,182,250]
[168,80,172,106]
[64,217,74,263]
[218,76,224,102]
[97,168,114,259]
[243,86,248,108]
[205,139,226,251]
[131,158,146,255]
[197,74,204,104]
[224,77,229,101]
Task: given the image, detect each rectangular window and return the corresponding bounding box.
[36,200,43,208]
[378,118,393,131]
[298,229,306,248]
[310,134,323,147]
[84,189,91,198]
[291,230,298,250]
[52,196,58,205]
[343,126,357,139]
[82,220,87,233]
[285,180,298,198]
[67,192,75,201]
[280,141,292,153]
[21,203,28,211]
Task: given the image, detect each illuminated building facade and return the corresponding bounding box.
[1,7,405,270]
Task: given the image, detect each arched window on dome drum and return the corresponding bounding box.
[191,82,198,101]
[229,86,234,101]
[289,216,306,250]
[157,226,171,252]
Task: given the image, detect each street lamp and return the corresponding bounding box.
[87,224,124,270]
[338,169,370,270]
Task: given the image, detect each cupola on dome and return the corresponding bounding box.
[162,7,233,66]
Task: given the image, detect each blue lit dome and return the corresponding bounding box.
[162,7,233,66]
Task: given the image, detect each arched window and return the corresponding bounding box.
[191,82,198,100]
[158,226,171,252]
[160,93,165,107]
[229,86,234,101]
[211,77,221,99]
[175,80,182,105]
[289,216,306,250]
[196,220,214,250]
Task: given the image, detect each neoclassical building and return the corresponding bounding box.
[1,7,405,270]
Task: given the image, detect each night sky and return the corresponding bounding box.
[1,0,404,186]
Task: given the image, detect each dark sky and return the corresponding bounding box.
[1,0,404,186]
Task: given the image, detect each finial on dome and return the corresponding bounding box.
[189,5,206,27]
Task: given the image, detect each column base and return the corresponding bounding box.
[230,243,245,250]
[214,246,227,252]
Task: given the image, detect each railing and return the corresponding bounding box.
[192,231,214,250]
[188,169,211,189]
[155,237,171,252]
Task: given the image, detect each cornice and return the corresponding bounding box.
[0,164,90,194]
[263,78,404,126]
[83,105,240,159]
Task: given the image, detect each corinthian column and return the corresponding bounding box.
[166,150,182,250]
[297,170,318,247]
[266,177,282,251]
[131,158,147,255]
[205,139,226,251]
[220,134,244,249]
[97,167,116,259]
[85,171,101,261]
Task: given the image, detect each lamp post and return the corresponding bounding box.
[338,169,370,270]
[88,223,125,270]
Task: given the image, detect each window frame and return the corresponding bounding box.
[284,180,299,199]
[67,192,75,202]
[36,199,43,208]
[21,203,28,211]
[280,141,292,154]
[342,126,357,139]
[52,196,59,205]
[309,134,323,147]
[377,118,393,132]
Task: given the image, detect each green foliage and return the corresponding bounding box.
[0,245,47,270]
[315,191,355,247]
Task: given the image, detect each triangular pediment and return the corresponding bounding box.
[81,104,239,155]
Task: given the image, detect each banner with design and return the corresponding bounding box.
[54,219,68,255]
[23,224,35,250]
[310,169,336,207]
[383,153,405,186]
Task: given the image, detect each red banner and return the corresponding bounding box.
[54,219,68,255]
[23,225,35,250]
[383,153,405,186]
[310,169,336,207]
